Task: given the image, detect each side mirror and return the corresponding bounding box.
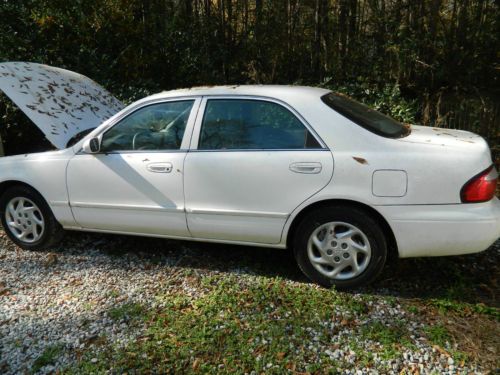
[82,137,100,153]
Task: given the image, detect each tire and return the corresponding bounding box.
[0,185,64,250]
[293,205,387,289]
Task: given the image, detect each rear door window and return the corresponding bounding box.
[198,99,322,150]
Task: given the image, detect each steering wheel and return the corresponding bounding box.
[132,130,156,150]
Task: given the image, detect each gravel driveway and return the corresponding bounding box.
[1,230,498,374]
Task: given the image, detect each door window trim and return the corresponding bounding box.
[77,96,202,154]
[189,96,328,151]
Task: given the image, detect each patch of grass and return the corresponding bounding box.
[443,280,471,301]
[356,349,374,367]
[451,350,469,364]
[344,297,370,315]
[424,323,470,364]
[378,345,402,362]
[384,296,398,308]
[67,264,499,373]
[361,320,409,346]
[407,305,419,314]
[106,289,120,298]
[32,344,64,373]
[69,275,353,373]
[424,324,451,348]
[82,301,96,311]
[429,299,499,319]
[357,319,414,366]
[108,302,145,321]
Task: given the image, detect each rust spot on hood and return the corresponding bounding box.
[352,156,368,165]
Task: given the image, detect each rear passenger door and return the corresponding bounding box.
[183,97,334,244]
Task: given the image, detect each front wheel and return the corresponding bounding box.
[0,185,64,250]
[293,205,387,289]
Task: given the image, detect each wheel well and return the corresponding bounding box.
[286,199,399,260]
[0,180,41,199]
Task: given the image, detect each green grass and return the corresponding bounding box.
[69,275,371,373]
[429,298,500,319]
[424,324,451,348]
[361,320,410,347]
[344,298,370,314]
[32,344,64,373]
[423,325,470,364]
[106,289,120,298]
[67,274,424,374]
[108,302,145,321]
[66,269,497,373]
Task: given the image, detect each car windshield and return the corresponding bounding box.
[321,92,410,138]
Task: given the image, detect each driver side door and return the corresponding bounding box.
[66,98,200,237]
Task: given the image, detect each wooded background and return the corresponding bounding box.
[0,0,498,155]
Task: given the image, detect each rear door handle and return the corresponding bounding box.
[289,162,322,174]
[146,162,172,173]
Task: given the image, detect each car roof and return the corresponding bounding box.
[142,85,331,102]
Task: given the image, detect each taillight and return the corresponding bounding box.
[460,165,498,203]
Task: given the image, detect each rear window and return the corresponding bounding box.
[321,93,410,138]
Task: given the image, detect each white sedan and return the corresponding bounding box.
[0,62,498,288]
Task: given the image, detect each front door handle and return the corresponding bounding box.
[146,162,172,173]
[289,162,322,174]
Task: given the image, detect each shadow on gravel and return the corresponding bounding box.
[370,246,499,307]
[14,230,500,308]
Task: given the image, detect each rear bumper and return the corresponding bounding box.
[376,198,500,258]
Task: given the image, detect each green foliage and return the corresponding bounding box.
[361,320,411,347]
[108,302,145,321]
[324,82,418,123]
[0,0,498,154]
[1,1,497,92]
[424,324,451,348]
[66,275,434,373]
[429,298,500,319]
[68,276,393,373]
[32,343,64,373]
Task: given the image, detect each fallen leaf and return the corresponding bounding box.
[432,345,449,356]
[192,358,201,370]
[45,252,58,266]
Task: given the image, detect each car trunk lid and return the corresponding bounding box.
[399,125,493,165]
[0,62,124,149]
[400,125,484,148]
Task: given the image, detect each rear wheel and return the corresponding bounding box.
[293,205,387,289]
[0,185,64,250]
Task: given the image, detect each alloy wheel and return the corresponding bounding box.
[307,221,371,280]
[5,197,45,243]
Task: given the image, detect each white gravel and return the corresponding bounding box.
[0,230,497,374]
[0,232,207,374]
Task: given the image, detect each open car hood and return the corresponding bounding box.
[0,62,124,149]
